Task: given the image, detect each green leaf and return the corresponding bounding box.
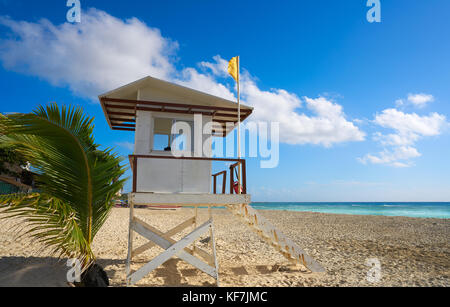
[0,104,127,269]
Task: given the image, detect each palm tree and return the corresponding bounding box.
[0,104,127,285]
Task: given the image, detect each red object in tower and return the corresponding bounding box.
[233,181,243,194]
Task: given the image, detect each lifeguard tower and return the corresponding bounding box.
[99,76,324,286]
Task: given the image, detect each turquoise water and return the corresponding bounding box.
[250,202,450,219]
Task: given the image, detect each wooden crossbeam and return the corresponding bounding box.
[131,217,195,257]
[128,219,217,285]
[192,246,215,266]
[132,216,215,266]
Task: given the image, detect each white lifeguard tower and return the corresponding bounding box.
[99,76,324,286]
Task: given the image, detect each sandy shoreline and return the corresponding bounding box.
[0,207,449,287]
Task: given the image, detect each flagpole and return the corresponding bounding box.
[237,56,242,194]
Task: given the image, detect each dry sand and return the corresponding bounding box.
[0,207,449,287]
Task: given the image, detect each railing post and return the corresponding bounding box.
[132,156,137,193]
[213,175,217,194]
[242,160,247,195]
[230,165,234,194]
[222,172,227,195]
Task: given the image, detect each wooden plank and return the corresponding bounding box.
[132,241,155,258]
[131,219,215,272]
[108,103,249,121]
[132,216,196,257]
[168,217,196,236]
[110,117,136,123]
[110,123,136,128]
[135,216,194,238]
[125,201,135,286]
[102,97,253,114]
[226,203,326,273]
[193,246,215,266]
[112,127,135,131]
[210,221,220,286]
[131,154,246,163]
[131,193,251,206]
[132,157,137,193]
[208,206,213,249]
[131,218,214,266]
[107,111,135,117]
[129,220,216,285]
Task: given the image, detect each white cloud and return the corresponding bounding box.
[407,93,434,108]
[395,99,404,108]
[374,108,445,137]
[0,9,177,98]
[395,94,435,109]
[115,141,134,151]
[198,55,229,78]
[359,146,421,168]
[372,131,419,147]
[359,107,447,167]
[201,57,365,146]
[0,10,365,147]
[174,67,235,101]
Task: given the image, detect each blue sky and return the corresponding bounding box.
[0,0,449,201]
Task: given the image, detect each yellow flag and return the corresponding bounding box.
[228,56,239,82]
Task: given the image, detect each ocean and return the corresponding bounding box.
[250,202,450,219]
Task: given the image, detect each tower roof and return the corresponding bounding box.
[99,76,253,136]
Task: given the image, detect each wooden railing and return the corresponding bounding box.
[129,155,247,195]
[212,171,227,194]
[229,162,246,195]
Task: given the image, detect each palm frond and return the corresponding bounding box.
[0,104,127,268]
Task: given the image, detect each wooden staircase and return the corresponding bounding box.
[226,203,325,273]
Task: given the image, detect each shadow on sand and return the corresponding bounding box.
[0,256,296,287]
[0,256,124,287]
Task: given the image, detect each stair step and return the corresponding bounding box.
[226,203,325,273]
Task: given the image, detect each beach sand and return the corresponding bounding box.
[0,207,448,287]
